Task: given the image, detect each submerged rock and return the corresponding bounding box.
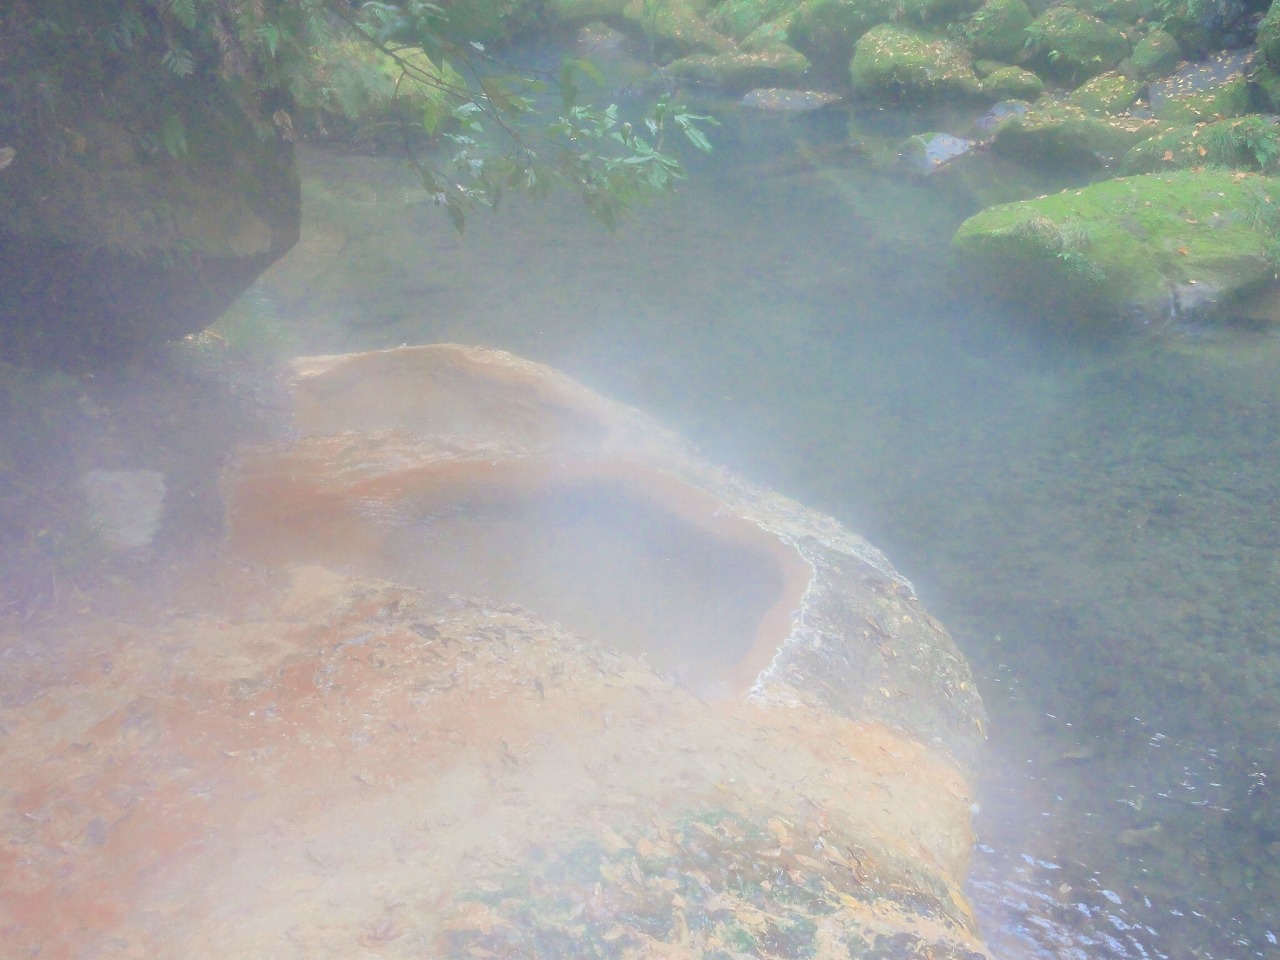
[739,86,845,109]
[900,131,978,174]
[0,344,992,959]
[667,43,813,89]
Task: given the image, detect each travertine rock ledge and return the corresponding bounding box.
[0,344,989,960]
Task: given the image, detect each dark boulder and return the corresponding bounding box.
[0,10,300,366]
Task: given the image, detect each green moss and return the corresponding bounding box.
[961,0,1034,61]
[850,24,981,102]
[546,0,732,54]
[1254,64,1280,113]
[1024,6,1131,83]
[993,99,1168,166]
[1261,0,1280,71]
[787,0,893,67]
[1153,73,1253,125]
[741,19,793,48]
[1121,116,1280,175]
[433,0,538,42]
[1065,71,1143,114]
[667,42,811,86]
[707,0,801,39]
[787,0,980,69]
[1073,0,1156,22]
[1126,27,1181,79]
[952,171,1280,321]
[299,41,461,142]
[636,0,741,52]
[981,65,1045,99]
[545,0,632,22]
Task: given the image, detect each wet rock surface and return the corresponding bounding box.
[1,344,990,959]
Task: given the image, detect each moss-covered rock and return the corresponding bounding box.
[992,98,1167,166]
[1073,0,1155,23]
[706,0,802,39]
[1121,115,1280,175]
[787,0,981,71]
[0,8,300,364]
[1261,0,1280,71]
[1255,63,1280,112]
[850,24,982,102]
[1157,0,1257,58]
[666,42,812,86]
[298,42,462,143]
[1151,70,1253,124]
[433,0,539,42]
[981,65,1046,99]
[787,0,895,69]
[961,0,1034,62]
[1065,70,1144,114]
[971,58,1007,76]
[546,0,732,55]
[952,171,1280,324]
[1125,27,1181,79]
[1024,6,1131,82]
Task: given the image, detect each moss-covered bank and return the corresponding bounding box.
[952,171,1280,324]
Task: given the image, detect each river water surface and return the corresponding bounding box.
[246,100,1280,959]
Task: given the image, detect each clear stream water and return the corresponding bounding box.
[245,95,1280,959]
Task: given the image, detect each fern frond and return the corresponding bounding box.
[168,0,197,29]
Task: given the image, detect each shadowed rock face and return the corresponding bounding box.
[0,345,990,959]
[0,10,299,365]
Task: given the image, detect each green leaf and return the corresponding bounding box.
[559,64,578,112]
[168,0,196,29]
[684,127,712,152]
[422,98,443,135]
[161,45,195,77]
[445,195,466,234]
[160,113,188,158]
[478,76,527,117]
[258,23,280,58]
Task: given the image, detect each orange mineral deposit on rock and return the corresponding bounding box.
[1,344,990,960]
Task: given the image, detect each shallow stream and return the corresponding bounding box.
[247,100,1280,959]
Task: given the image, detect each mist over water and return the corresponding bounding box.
[249,98,1280,958]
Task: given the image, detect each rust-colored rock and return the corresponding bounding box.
[1,344,990,959]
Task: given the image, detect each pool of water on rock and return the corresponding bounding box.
[246,100,1280,959]
[379,476,792,696]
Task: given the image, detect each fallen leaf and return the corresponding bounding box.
[1176,246,1190,255]
[443,902,505,935]
[766,818,792,843]
[1162,150,1175,161]
[599,825,630,852]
